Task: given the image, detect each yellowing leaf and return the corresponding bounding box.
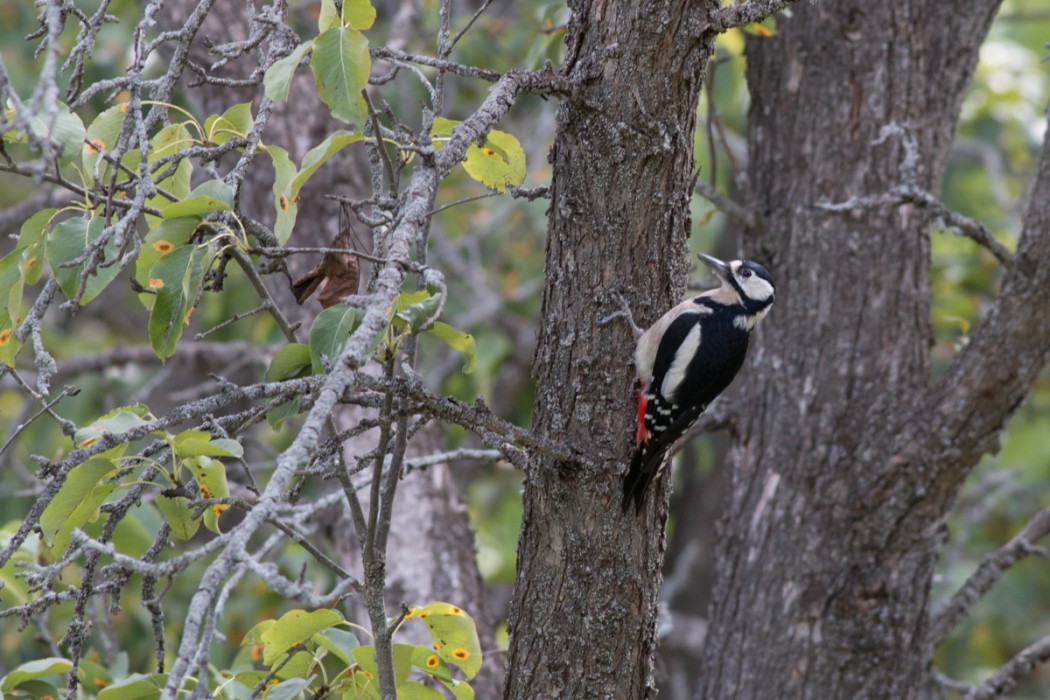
[259,609,345,665]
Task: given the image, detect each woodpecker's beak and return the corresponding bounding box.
[697,253,732,284]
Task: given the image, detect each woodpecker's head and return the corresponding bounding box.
[697,252,776,321]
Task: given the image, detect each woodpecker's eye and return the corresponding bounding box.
[740,268,752,278]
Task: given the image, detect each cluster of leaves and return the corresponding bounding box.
[0,0,538,695]
[0,602,483,699]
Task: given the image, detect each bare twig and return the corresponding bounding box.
[966,632,1050,700]
[818,185,1015,269]
[694,179,758,229]
[928,507,1050,646]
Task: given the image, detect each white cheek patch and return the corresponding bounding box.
[742,277,775,302]
[661,324,701,399]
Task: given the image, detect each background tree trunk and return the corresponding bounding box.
[503,1,720,697]
[696,2,1050,699]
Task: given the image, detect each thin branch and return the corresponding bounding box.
[694,179,758,229]
[354,372,592,469]
[928,507,1050,647]
[448,0,494,51]
[249,244,390,266]
[709,0,799,32]
[966,632,1050,700]
[817,185,1015,269]
[371,46,501,82]
[0,385,79,459]
[229,247,300,342]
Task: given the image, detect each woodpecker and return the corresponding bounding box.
[622,253,776,514]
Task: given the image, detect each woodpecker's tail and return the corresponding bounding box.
[621,444,667,515]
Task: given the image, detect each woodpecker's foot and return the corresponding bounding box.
[598,288,643,339]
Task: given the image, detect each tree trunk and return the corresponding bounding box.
[698,3,1037,699]
[503,1,720,697]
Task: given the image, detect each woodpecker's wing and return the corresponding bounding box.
[623,312,704,513]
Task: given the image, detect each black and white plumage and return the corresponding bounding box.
[622,253,776,514]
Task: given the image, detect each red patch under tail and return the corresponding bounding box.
[635,387,649,448]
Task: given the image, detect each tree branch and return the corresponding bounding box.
[709,0,799,32]
[903,103,1050,479]
[818,184,1014,268]
[966,632,1050,700]
[928,506,1050,647]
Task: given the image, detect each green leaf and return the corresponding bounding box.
[136,218,201,309]
[47,216,122,305]
[8,101,87,164]
[148,129,193,197]
[96,511,153,559]
[147,243,210,359]
[266,343,312,381]
[432,118,526,192]
[260,608,345,666]
[426,322,476,374]
[0,249,24,326]
[290,130,364,198]
[395,291,441,334]
[343,0,376,30]
[264,41,315,103]
[349,645,413,687]
[160,180,234,219]
[266,397,302,431]
[310,27,370,127]
[193,456,231,533]
[38,458,117,548]
[171,430,244,458]
[346,670,381,699]
[17,208,56,252]
[266,678,311,700]
[410,645,454,682]
[156,495,200,540]
[146,124,195,227]
[96,673,167,700]
[83,104,139,182]
[12,209,55,294]
[399,681,445,700]
[0,679,59,698]
[313,629,359,666]
[409,641,477,699]
[415,602,483,679]
[318,0,340,31]
[0,657,73,692]
[308,304,363,373]
[73,405,151,448]
[0,319,16,368]
[232,670,268,690]
[0,523,34,606]
[275,651,316,681]
[204,102,253,145]
[241,619,276,646]
[260,144,299,244]
[461,129,526,192]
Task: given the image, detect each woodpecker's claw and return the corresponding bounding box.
[599,288,643,340]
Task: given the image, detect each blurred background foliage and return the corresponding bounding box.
[1,0,1049,696]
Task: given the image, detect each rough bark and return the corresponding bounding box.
[503,1,721,697]
[696,2,1050,699]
